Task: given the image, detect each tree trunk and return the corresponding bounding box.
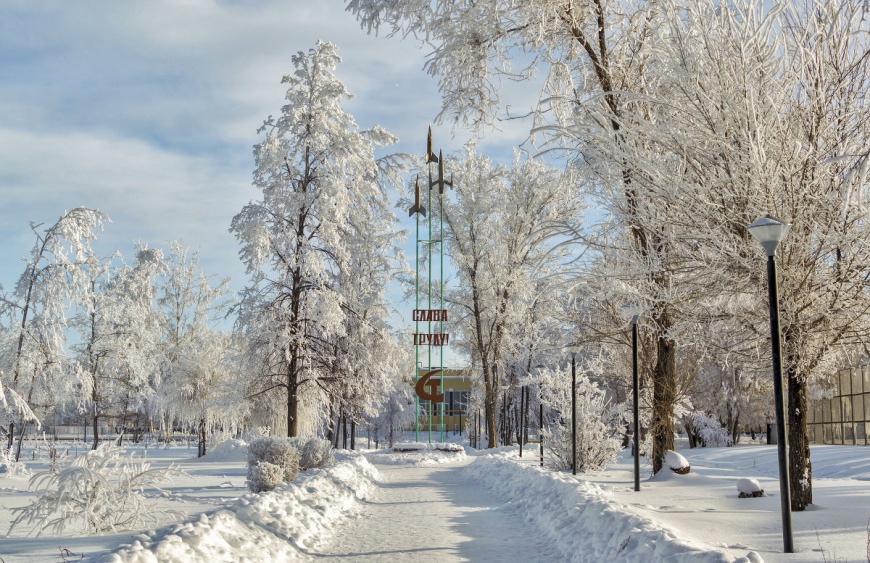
[350,419,356,450]
[342,414,348,450]
[651,318,676,474]
[14,421,26,462]
[92,410,100,450]
[287,362,299,437]
[326,399,335,444]
[133,413,141,443]
[787,365,813,510]
[685,422,696,449]
[486,393,497,449]
[7,421,14,451]
[730,412,740,445]
[198,417,206,458]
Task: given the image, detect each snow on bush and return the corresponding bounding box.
[246,437,299,493]
[100,454,380,562]
[665,450,690,474]
[737,478,764,498]
[248,461,284,493]
[692,413,733,447]
[0,444,30,478]
[8,443,184,536]
[289,437,334,471]
[541,369,622,472]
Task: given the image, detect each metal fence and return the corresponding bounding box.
[808,367,870,445]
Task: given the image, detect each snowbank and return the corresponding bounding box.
[371,447,466,467]
[97,454,378,562]
[194,439,247,463]
[463,454,762,563]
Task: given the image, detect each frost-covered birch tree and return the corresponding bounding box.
[167,331,247,457]
[231,41,409,437]
[71,247,162,449]
[0,208,107,459]
[443,146,582,448]
[153,241,232,448]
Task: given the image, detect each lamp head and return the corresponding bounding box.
[565,343,581,358]
[747,215,791,257]
[621,303,643,325]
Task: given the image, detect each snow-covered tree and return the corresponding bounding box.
[167,332,247,457]
[71,247,162,449]
[536,364,623,471]
[231,41,409,437]
[0,208,107,459]
[325,213,410,446]
[153,241,233,450]
[443,146,582,448]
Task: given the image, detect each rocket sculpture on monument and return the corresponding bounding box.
[412,126,451,442]
[408,177,426,218]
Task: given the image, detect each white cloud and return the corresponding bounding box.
[0,0,545,353]
[0,125,251,290]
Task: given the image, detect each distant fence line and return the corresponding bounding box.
[808,367,870,446]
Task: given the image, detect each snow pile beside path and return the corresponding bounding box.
[194,439,248,462]
[98,454,378,562]
[464,454,762,563]
[371,448,466,467]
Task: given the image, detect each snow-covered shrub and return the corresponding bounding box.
[248,460,285,493]
[246,437,299,492]
[691,413,732,447]
[297,438,334,470]
[737,477,764,498]
[664,450,690,474]
[8,443,183,536]
[542,369,623,472]
[0,445,29,478]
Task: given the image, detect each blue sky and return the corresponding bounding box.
[0,0,540,364]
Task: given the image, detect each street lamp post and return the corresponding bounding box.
[622,303,643,492]
[571,354,577,475]
[534,364,545,467]
[517,372,529,458]
[747,214,794,554]
[501,384,510,447]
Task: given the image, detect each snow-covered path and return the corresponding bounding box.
[317,456,555,562]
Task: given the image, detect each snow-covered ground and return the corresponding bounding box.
[1,437,868,562]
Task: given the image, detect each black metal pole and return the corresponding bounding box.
[767,254,795,553]
[503,390,508,446]
[477,409,481,449]
[632,321,640,492]
[539,389,544,467]
[572,355,577,476]
[519,386,525,458]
